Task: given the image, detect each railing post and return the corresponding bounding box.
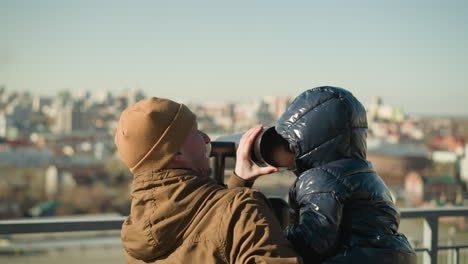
[209,142,236,185]
[447,226,459,264]
[423,216,439,264]
[454,248,459,264]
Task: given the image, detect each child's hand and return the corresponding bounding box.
[234,125,279,180]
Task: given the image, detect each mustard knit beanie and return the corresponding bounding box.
[114,97,196,174]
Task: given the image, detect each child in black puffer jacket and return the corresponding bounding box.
[232,86,416,264]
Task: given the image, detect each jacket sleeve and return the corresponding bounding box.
[227,171,255,188]
[285,169,345,262]
[225,189,303,264]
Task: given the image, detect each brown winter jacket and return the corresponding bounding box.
[121,168,302,264]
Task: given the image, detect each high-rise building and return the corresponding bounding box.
[51,94,73,134]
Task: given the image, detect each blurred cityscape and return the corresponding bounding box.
[1,85,468,223]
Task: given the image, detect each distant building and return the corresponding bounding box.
[35,130,113,162]
[0,201,22,218]
[45,164,108,199]
[367,138,431,203]
[51,96,73,133]
[424,176,460,205]
[0,163,49,216]
[399,119,424,140]
[263,96,291,119]
[368,122,401,143]
[195,102,234,133]
[461,144,468,185]
[430,135,465,154]
[256,100,275,126]
[0,142,52,167]
[233,102,258,132]
[366,96,405,122]
[32,95,53,113]
[45,165,76,200]
[432,151,458,163]
[0,113,8,138]
[405,172,425,206]
[430,149,466,189]
[405,173,461,207]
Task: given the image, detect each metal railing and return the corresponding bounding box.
[1,208,468,264]
[0,215,125,234]
[400,207,468,264]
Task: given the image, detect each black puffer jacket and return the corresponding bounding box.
[276,86,416,264]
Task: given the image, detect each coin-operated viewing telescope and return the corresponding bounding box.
[209,126,294,228]
[214,126,294,168]
[250,126,294,168]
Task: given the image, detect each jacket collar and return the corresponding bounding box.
[132,168,201,183]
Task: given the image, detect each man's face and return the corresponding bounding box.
[179,123,212,177]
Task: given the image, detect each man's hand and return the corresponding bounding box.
[234,125,279,180]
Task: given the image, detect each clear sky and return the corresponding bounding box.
[1,0,467,115]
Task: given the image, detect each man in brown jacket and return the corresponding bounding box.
[114,97,302,264]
